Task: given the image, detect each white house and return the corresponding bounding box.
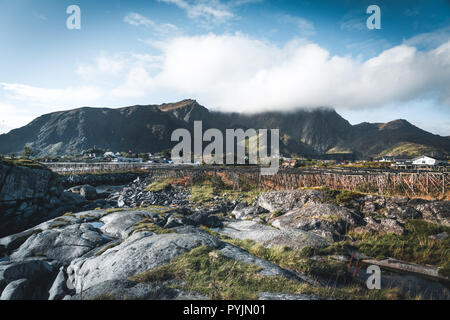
[412,156,443,166]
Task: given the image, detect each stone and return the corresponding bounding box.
[100,210,155,239]
[0,278,29,300]
[429,232,448,241]
[256,190,322,213]
[258,292,324,300]
[66,279,182,300]
[10,223,109,264]
[48,267,67,300]
[270,202,361,241]
[67,231,222,292]
[79,185,97,200]
[415,201,450,226]
[68,186,82,193]
[2,259,54,283]
[216,220,329,250]
[352,216,405,235]
[61,191,86,203]
[232,204,268,220]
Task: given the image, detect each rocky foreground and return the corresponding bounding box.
[0,172,449,300]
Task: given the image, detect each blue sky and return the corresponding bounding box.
[0,0,449,135]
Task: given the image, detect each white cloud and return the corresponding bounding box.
[278,14,315,36]
[140,33,450,113]
[403,26,450,49]
[158,0,234,24]
[2,32,449,130]
[124,12,178,35]
[0,103,35,134]
[33,12,48,21]
[340,11,366,32]
[77,55,127,79]
[1,83,103,108]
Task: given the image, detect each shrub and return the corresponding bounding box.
[145,178,174,192]
[355,182,379,194]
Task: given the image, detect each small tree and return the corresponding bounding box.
[9,153,16,160]
[21,146,34,159]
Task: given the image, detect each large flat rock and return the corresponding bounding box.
[214,220,329,250]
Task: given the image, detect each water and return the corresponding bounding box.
[88,221,114,241]
[89,221,104,229]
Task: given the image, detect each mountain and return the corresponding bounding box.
[343,119,450,158]
[0,99,449,159]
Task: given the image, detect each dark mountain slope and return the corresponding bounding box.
[342,119,450,158]
[0,99,448,158]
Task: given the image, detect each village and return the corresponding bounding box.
[29,147,449,173]
[279,155,449,171]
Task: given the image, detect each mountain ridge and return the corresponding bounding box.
[0,99,449,159]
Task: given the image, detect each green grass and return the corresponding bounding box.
[145,178,175,192]
[224,238,350,282]
[188,174,262,204]
[105,208,125,213]
[270,210,283,218]
[96,242,120,256]
[378,142,440,158]
[351,220,450,277]
[131,218,174,235]
[200,225,232,241]
[0,158,47,170]
[63,212,75,217]
[319,187,364,205]
[199,228,352,283]
[92,293,116,300]
[189,183,216,203]
[129,245,410,300]
[303,220,450,278]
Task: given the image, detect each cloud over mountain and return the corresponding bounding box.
[1,32,449,128]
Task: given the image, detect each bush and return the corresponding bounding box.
[210,175,225,191]
[355,182,378,194]
[145,178,174,192]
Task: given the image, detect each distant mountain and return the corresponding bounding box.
[0,99,449,159]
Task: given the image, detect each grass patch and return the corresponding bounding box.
[130,245,410,300]
[304,220,450,278]
[270,210,283,218]
[145,178,175,192]
[350,220,450,277]
[225,238,350,282]
[189,183,216,203]
[320,188,363,205]
[91,293,116,300]
[130,246,303,299]
[96,242,120,256]
[0,158,47,170]
[187,174,262,204]
[104,208,125,214]
[131,218,173,235]
[199,225,231,241]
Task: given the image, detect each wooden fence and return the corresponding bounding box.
[43,163,448,198]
